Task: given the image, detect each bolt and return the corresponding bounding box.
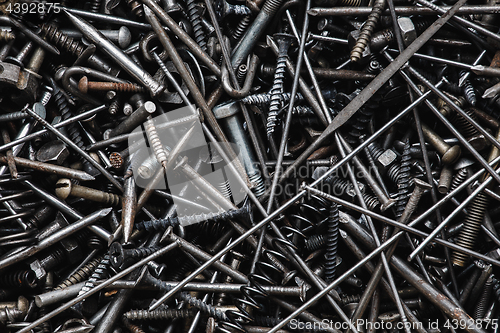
[421,122,462,164]
[213,100,265,197]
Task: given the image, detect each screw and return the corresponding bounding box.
[187,0,208,51]
[350,0,385,62]
[5,41,33,68]
[421,122,462,164]
[55,179,121,206]
[40,24,119,76]
[109,243,161,269]
[216,0,251,18]
[78,76,145,94]
[123,309,195,320]
[267,33,294,136]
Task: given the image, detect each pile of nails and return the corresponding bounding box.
[1,0,500,332]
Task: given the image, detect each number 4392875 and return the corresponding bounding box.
[6,2,61,14]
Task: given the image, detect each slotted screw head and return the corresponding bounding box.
[55,178,72,200]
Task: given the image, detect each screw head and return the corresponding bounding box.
[413,178,433,191]
[109,242,125,268]
[442,145,461,165]
[380,198,396,212]
[273,33,295,53]
[55,178,72,200]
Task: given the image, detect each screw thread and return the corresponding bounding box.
[145,274,226,320]
[261,0,283,15]
[459,71,477,106]
[52,82,99,176]
[55,256,103,290]
[450,107,479,139]
[0,110,30,122]
[345,103,376,144]
[126,246,161,258]
[473,275,493,319]
[186,0,207,51]
[231,15,252,42]
[305,234,325,252]
[350,0,386,62]
[395,139,411,220]
[338,0,362,6]
[136,206,249,231]
[267,55,287,136]
[249,172,266,197]
[122,319,146,333]
[144,117,168,168]
[126,0,144,16]
[452,192,489,266]
[450,167,468,191]
[0,270,36,288]
[124,309,194,320]
[41,24,85,58]
[241,92,304,105]
[79,255,110,296]
[325,203,339,282]
[86,0,101,13]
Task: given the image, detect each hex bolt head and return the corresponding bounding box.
[36,141,70,165]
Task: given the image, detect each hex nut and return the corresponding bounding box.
[36,141,70,165]
[398,17,417,47]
